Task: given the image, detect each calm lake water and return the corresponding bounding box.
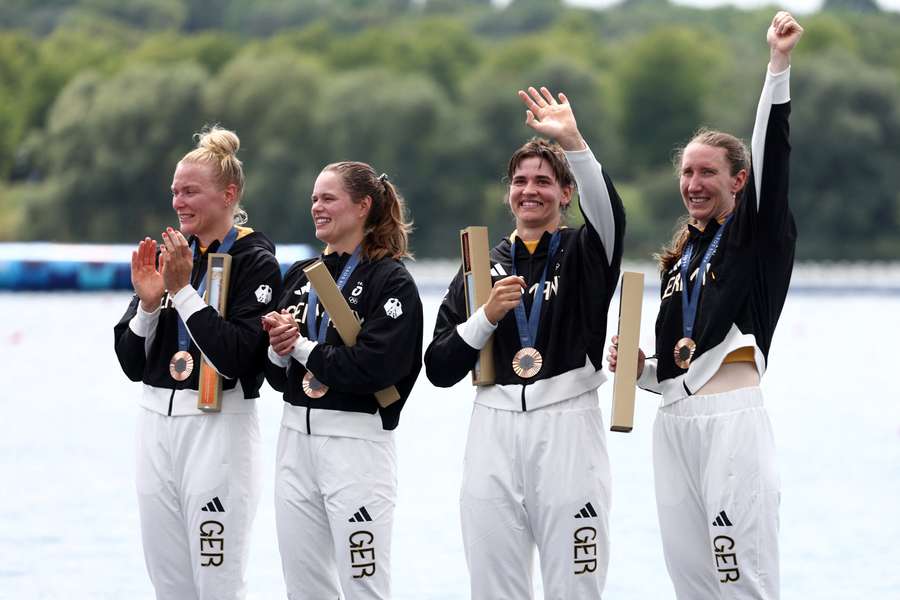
[1,274,899,599]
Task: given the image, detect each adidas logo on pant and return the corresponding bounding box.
[711,511,740,583]
[201,496,225,513]
[348,506,372,523]
[348,506,376,579]
[572,501,599,575]
[199,497,226,568]
[712,510,732,527]
[573,502,598,519]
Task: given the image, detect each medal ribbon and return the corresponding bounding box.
[510,231,561,351]
[176,227,238,352]
[306,246,362,343]
[679,215,732,340]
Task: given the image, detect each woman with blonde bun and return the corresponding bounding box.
[114,126,282,600]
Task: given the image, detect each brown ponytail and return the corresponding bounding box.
[323,161,413,261]
[656,128,749,272]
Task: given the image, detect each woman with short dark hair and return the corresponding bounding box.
[425,86,626,598]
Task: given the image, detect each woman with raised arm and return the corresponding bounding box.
[608,12,803,599]
[424,87,625,598]
[113,126,282,600]
[262,161,422,600]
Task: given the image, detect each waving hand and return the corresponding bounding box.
[517,86,586,151]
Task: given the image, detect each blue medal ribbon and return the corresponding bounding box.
[679,215,732,341]
[306,246,362,343]
[176,226,238,353]
[510,231,561,351]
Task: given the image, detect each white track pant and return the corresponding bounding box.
[654,386,780,599]
[135,406,262,600]
[460,393,611,600]
[274,425,397,600]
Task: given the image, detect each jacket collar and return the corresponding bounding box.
[687,214,728,241]
[510,229,557,259]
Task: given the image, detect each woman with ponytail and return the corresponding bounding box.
[607,12,803,599]
[262,161,423,599]
[114,126,282,599]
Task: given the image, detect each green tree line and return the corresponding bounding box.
[1,0,898,259]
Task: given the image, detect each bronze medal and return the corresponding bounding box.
[169,350,194,381]
[673,337,697,369]
[512,347,543,379]
[302,371,328,398]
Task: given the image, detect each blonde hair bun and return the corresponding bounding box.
[196,126,240,157]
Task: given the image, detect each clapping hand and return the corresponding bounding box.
[131,237,165,312]
[159,227,194,296]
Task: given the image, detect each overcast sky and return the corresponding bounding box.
[566,0,899,14]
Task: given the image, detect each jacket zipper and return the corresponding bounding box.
[521,385,527,412]
[167,388,175,416]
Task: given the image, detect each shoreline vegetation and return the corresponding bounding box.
[1,0,898,261]
[407,259,900,295]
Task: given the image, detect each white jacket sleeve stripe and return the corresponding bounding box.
[565,147,616,265]
[751,66,791,209]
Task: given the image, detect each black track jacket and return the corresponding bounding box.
[639,68,796,404]
[425,147,625,412]
[114,229,282,415]
[265,252,423,435]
